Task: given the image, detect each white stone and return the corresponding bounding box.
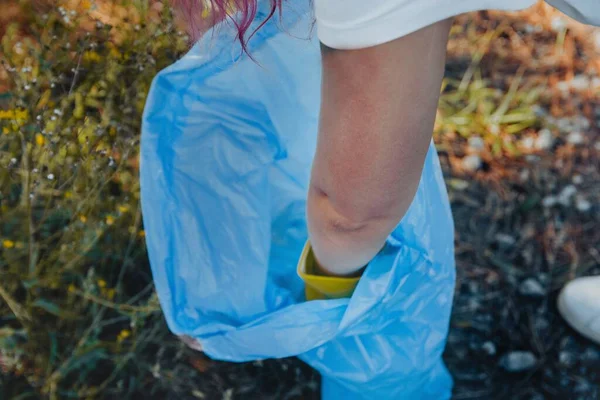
[551,16,567,32]
[570,75,590,91]
[558,185,577,206]
[534,129,554,150]
[482,341,497,356]
[468,136,485,151]
[567,131,585,145]
[500,351,538,372]
[542,196,557,208]
[462,154,482,172]
[575,196,592,212]
[519,278,545,297]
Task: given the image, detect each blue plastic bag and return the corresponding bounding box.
[140,2,456,398]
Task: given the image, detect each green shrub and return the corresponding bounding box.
[0,1,191,398]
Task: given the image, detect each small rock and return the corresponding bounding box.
[551,16,567,32]
[575,196,592,212]
[500,351,538,372]
[556,81,571,92]
[468,136,485,151]
[519,169,530,182]
[520,136,535,150]
[462,154,482,172]
[519,278,545,297]
[559,351,576,366]
[558,185,577,206]
[535,129,554,150]
[542,196,557,208]
[567,131,585,145]
[573,116,590,130]
[449,178,469,191]
[556,118,572,132]
[495,233,516,246]
[482,341,497,356]
[572,174,583,185]
[581,347,600,361]
[570,75,590,91]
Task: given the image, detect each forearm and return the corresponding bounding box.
[306,20,452,277]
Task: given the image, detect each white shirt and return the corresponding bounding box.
[313,0,600,49]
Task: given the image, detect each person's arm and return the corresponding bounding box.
[307,19,453,277]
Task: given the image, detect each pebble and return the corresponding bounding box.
[500,351,538,372]
[468,136,485,151]
[557,185,577,206]
[581,347,599,361]
[520,136,535,150]
[567,131,585,145]
[482,341,497,356]
[556,118,572,132]
[572,174,583,185]
[495,233,516,246]
[575,196,592,212]
[535,129,554,150]
[551,16,567,32]
[542,195,557,208]
[570,75,590,91]
[559,351,576,366]
[462,154,482,172]
[519,278,545,297]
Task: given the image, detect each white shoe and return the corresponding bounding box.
[557,275,600,345]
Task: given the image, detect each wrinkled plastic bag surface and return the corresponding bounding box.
[140,2,456,398]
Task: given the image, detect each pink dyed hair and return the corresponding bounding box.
[172,0,282,51]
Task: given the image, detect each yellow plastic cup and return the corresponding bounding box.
[297,240,361,300]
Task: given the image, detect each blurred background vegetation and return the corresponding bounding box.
[0,1,598,399]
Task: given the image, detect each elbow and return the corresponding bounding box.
[306,185,401,275]
[307,184,405,238]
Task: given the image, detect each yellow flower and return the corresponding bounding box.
[2,240,15,249]
[35,133,45,146]
[117,205,129,213]
[106,288,116,300]
[68,284,76,293]
[2,127,10,135]
[138,230,146,238]
[64,191,73,199]
[0,109,29,121]
[79,215,87,223]
[105,215,115,225]
[117,329,131,342]
[97,279,107,288]
[83,51,102,63]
